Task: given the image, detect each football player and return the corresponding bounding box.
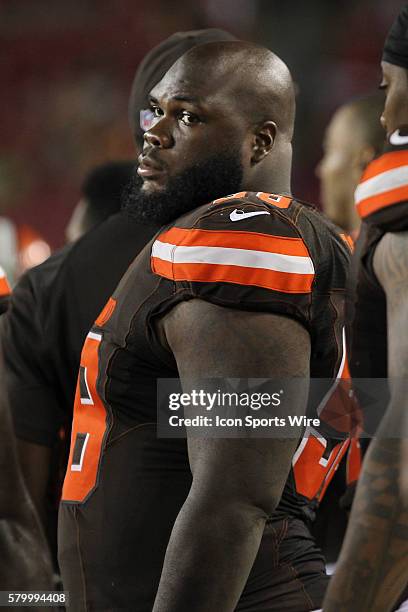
[65,160,136,243]
[59,41,350,611]
[313,94,385,566]
[2,30,235,563]
[323,6,408,612]
[317,94,385,240]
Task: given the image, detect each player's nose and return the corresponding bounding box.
[144,121,173,149]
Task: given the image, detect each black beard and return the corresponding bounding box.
[122,151,244,226]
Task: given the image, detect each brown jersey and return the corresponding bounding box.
[59,192,350,610]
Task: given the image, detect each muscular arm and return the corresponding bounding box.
[323,231,408,612]
[152,300,310,612]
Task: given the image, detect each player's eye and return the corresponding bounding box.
[180,111,200,126]
[151,105,164,118]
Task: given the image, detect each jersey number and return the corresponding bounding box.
[61,330,108,503]
[292,428,350,501]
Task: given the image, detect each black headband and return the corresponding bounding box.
[383,4,408,69]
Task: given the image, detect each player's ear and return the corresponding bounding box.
[251,121,277,165]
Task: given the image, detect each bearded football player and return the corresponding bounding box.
[323,5,408,612]
[59,42,350,611]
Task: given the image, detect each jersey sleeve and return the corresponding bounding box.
[150,194,315,328]
[1,255,67,446]
[355,126,408,231]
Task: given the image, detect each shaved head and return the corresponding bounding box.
[157,41,296,140]
[128,40,296,224]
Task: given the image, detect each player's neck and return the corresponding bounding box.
[244,146,292,196]
[245,165,292,196]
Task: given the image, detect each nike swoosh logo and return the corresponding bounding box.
[389,129,408,146]
[229,209,271,222]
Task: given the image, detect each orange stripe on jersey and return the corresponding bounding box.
[62,331,107,502]
[292,434,350,501]
[0,267,11,297]
[340,233,354,252]
[213,191,247,204]
[152,226,314,293]
[255,193,292,209]
[95,297,116,327]
[292,326,363,502]
[158,227,310,257]
[357,183,408,218]
[360,150,408,182]
[355,149,408,218]
[152,258,314,293]
[212,192,292,209]
[342,352,351,379]
[0,277,11,297]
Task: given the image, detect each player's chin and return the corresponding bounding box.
[140,175,168,194]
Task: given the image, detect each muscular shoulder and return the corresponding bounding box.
[152,191,349,299]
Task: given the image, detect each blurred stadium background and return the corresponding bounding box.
[1,0,402,249]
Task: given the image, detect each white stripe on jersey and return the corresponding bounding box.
[87,331,102,342]
[151,240,315,275]
[355,165,408,205]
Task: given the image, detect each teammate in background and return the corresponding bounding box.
[0,276,52,591]
[59,41,350,611]
[323,6,408,611]
[1,28,236,566]
[2,161,135,520]
[65,161,136,243]
[313,94,385,562]
[316,95,385,239]
[1,161,144,573]
[317,98,408,612]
